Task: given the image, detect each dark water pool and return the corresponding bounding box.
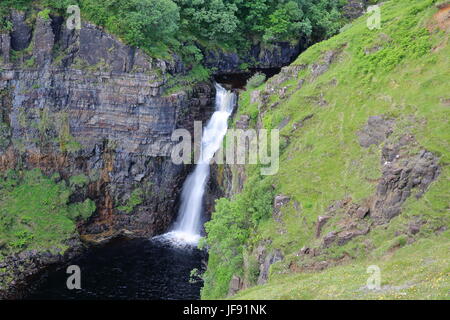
[25,238,206,300]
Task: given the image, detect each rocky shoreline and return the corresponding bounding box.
[0,235,84,299]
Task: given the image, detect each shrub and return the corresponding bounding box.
[117,188,144,214]
[246,72,266,89]
[37,9,51,20]
[201,173,274,299]
[69,174,89,188]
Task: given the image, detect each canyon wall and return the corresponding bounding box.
[0,12,216,242]
[0,11,303,242]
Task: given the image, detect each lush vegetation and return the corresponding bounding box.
[0,169,95,260]
[246,72,267,89]
[202,0,450,299]
[200,172,274,298]
[0,0,347,59]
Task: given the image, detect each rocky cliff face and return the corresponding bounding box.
[0,12,216,243]
[203,41,304,75]
[0,11,308,244]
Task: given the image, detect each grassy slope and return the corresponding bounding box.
[208,0,449,299]
[0,169,95,261]
[235,235,449,299]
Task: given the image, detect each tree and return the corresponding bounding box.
[176,0,240,41]
[82,0,180,48]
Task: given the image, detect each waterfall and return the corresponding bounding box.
[162,83,236,245]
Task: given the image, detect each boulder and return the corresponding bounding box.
[316,215,331,238]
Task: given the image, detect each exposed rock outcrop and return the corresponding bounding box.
[228,275,244,296]
[203,42,304,75]
[343,0,367,20]
[273,194,290,220]
[9,11,32,51]
[0,13,221,297]
[372,139,441,222]
[257,249,283,285]
[358,115,395,148]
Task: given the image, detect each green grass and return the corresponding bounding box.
[234,233,450,300]
[0,169,95,260]
[252,0,449,253]
[203,0,450,299]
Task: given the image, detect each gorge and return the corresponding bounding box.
[0,7,298,299]
[25,83,236,299]
[1,0,449,301]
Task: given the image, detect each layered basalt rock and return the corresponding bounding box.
[0,13,215,242]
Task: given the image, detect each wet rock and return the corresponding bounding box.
[0,16,216,240]
[203,42,303,74]
[0,237,84,299]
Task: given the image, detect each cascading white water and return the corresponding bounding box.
[161,83,236,245]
